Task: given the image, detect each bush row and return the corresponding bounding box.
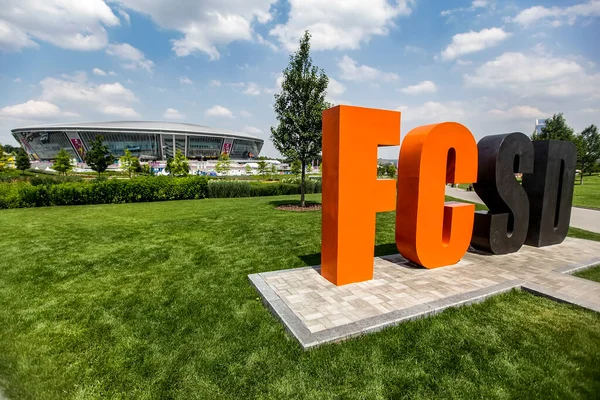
[0,177,321,209]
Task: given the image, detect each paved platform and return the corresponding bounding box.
[250,238,600,349]
[445,186,600,234]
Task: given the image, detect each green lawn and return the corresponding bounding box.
[574,174,600,209]
[574,265,600,283]
[1,195,600,399]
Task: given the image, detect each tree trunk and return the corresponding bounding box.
[300,159,306,207]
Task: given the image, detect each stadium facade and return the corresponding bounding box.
[11,121,264,162]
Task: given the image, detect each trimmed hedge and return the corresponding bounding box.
[0,176,321,209]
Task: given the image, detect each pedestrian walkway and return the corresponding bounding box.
[250,237,600,349]
[446,186,600,234]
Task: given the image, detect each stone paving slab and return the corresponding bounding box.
[249,237,600,349]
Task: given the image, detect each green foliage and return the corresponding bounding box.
[532,113,575,141]
[306,163,312,173]
[378,164,397,178]
[15,149,31,173]
[167,150,189,176]
[85,136,113,176]
[270,164,278,175]
[207,179,321,198]
[576,124,600,177]
[119,149,138,178]
[52,149,73,175]
[257,160,269,176]
[270,31,330,206]
[215,152,232,175]
[0,176,323,209]
[290,159,301,175]
[244,164,252,175]
[0,152,9,172]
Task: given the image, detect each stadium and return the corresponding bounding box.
[11,121,264,162]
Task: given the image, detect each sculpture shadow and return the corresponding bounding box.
[299,242,411,267]
[268,199,322,208]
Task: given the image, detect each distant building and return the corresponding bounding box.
[11,121,264,162]
[534,118,548,135]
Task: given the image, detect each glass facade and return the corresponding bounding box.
[188,136,223,159]
[12,128,263,161]
[230,139,262,159]
[13,131,78,160]
[79,131,161,160]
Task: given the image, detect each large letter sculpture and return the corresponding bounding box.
[523,140,577,247]
[471,133,534,254]
[395,123,478,268]
[321,106,400,285]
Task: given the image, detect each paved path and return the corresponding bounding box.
[251,237,600,349]
[446,186,600,234]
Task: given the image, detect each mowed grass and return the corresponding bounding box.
[574,265,600,283]
[574,174,600,209]
[0,195,600,399]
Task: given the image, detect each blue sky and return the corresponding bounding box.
[0,0,599,158]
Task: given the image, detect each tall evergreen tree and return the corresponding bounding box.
[15,149,31,174]
[270,31,330,207]
[52,149,73,175]
[85,136,113,177]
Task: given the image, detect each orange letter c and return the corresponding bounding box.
[395,122,478,268]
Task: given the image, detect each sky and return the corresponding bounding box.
[0,0,599,159]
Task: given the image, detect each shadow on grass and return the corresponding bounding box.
[268,199,322,208]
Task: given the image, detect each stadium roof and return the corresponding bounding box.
[11,121,262,140]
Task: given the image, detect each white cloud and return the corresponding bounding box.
[243,126,262,134]
[441,27,511,61]
[38,73,140,117]
[400,80,437,95]
[396,101,466,122]
[109,71,117,76]
[118,9,131,25]
[101,105,140,118]
[0,100,75,119]
[488,105,546,119]
[464,52,600,97]
[163,108,185,119]
[106,43,154,72]
[442,0,491,17]
[118,0,276,60]
[240,110,252,117]
[205,105,234,118]
[209,79,222,87]
[243,82,261,95]
[456,59,473,66]
[93,68,107,76]
[338,55,399,82]
[512,1,600,27]
[0,0,120,52]
[404,45,426,55]
[13,77,21,83]
[179,76,193,85]
[327,78,346,96]
[270,0,413,52]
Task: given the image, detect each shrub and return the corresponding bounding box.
[0,175,321,209]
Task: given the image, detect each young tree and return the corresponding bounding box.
[169,149,189,176]
[215,152,232,175]
[131,157,143,176]
[270,31,330,207]
[532,113,574,142]
[290,159,301,175]
[306,163,313,173]
[270,164,278,176]
[245,164,252,175]
[0,152,9,172]
[385,164,397,178]
[85,135,113,177]
[53,149,73,175]
[15,149,31,174]
[576,124,600,181]
[119,149,136,178]
[257,160,269,177]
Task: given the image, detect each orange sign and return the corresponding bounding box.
[321,105,477,285]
